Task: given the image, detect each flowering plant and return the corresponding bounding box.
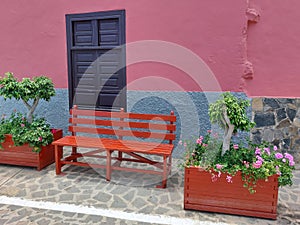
[0,72,57,152]
[181,92,295,193]
[0,112,56,152]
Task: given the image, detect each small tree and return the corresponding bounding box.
[209,92,255,155]
[0,72,55,123]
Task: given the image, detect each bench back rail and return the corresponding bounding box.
[69,106,176,144]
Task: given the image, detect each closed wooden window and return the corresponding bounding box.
[66,10,126,111]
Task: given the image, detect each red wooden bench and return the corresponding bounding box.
[52,106,176,188]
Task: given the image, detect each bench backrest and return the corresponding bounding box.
[69,106,176,144]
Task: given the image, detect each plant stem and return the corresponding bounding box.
[222,108,234,155]
[22,97,40,123]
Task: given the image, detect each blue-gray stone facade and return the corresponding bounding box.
[251,98,300,163]
[1,89,299,162]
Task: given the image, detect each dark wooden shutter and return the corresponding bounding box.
[66,10,126,111]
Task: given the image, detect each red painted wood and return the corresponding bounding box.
[0,129,63,170]
[71,108,177,122]
[69,126,176,141]
[53,136,174,155]
[184,167,278,219]
[53,107,176,188]
[69,118,176,131]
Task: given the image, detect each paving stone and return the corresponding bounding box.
[8,215,25,223]
[146,195,159,204]
[40,183,54,189]
[64,186,80,193]
[36,218,51,225]
[138,205,155,214]
[111,196,127,208]
[58,193,74,202]
[123,189,136,202]
[93,192,112,202]
[132,197,147,209]
[158,194,170,204]
[32,190,46,198]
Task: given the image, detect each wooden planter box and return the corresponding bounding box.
[184,167,278,219]
[0,129,63,170]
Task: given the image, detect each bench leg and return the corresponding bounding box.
[168,154,172,175]
[106,150,112,181]
[157,155,168,188]
[118,151,123,160]
[55,145,62,175]
[71,147,77,162]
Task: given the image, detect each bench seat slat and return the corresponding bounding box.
[52,136,174,155]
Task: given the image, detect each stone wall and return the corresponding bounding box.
[251,98,300,163]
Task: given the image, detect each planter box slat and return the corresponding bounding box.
[184,167,278,219]
[185,196,276,212]
[185,188,277,201]
[184,203,277,219]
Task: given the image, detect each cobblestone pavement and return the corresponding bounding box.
[0,150,299,225]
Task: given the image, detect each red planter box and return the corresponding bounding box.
[184,167,278,219]
[0,129,63,170]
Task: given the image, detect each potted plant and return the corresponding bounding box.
[0,72,63,170]
[182,92,295,219]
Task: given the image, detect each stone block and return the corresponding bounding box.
[262,129,274,142]
[293,118,300,128]
[276,108,287,122]
[274,129,284,140]
[287,108,297,121]
[283,138,291,149]
[263,98,280,110]
[276,118,291,129]
[254,113,275,127]
[277,98,294,104]
[252,98,263,111]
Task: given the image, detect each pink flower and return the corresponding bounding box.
[178,140,183,145]
[202,143,208,147]
[273,146,278,151]
[216,164,223,170]
[243,161,249,168]
[51,129,56,134]
[264,147,270,155]
[256,155,264,162]
[233,144,239,150]
[255,147,261,155]
[284,153,294,161]
[252,160,262,168]
[275,166,281,175]
[226,175,233,183]
[275,153,283,159]
[282,159,286,163]
[207,130,212,133]
[38,137,43,142]
[211,174,218,182]
[289,160,295,166]
[196,138,202,144]
[183,142,187,147]
[21,124,25,127]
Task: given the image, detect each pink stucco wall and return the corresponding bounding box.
[0,0,299,97]
[245,0,300,97]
